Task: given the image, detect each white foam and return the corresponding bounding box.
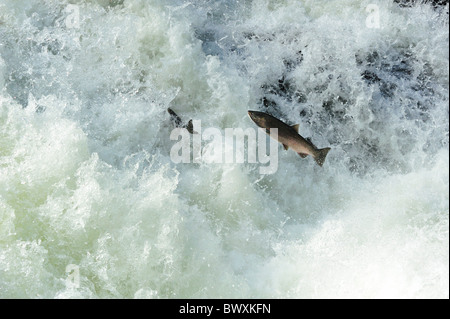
[0,0,448,298]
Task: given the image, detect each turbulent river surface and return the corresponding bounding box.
[0,0,448,298]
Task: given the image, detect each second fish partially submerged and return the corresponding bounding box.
[168,108,196,134]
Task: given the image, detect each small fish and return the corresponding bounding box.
[167,108,196,134]
[248,110,331,166]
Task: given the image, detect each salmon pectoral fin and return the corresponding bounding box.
[283,144,289,151]
[298,153,308,158]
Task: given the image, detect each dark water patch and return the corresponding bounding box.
[358,50,415,98]
[394,0,449,9]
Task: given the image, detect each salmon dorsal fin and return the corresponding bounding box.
[283,144,289,151]
[292,124,300,132]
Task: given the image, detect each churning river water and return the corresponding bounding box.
[0,0,448,298]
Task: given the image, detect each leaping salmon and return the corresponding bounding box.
[248,110,331,166]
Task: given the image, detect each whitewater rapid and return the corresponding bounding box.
[0,0,448,298]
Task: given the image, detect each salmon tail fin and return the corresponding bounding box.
[314,147,331,167]
[186,119,198,134]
